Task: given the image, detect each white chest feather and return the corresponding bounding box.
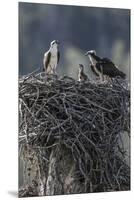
[89,55,97,65]
[89,55,101,75]
[50,53,57,67]
[50,48,58,68]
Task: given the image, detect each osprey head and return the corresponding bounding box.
[79,64,84,71]
[85,50,96,56]
[50,40,60,47]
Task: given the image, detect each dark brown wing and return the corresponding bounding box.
[83,73,88,80]
[81,71,88,81]
[43,51,51,71]
[101,57,114,64]
[96,58,126,78]
[57,51,60,64]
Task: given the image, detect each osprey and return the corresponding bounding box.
[43,40,60,74]
[78,64,88,81]
[85,50,126,80]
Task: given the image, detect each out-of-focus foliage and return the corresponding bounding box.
[19,2,130,80]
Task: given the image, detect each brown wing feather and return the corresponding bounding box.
[57,51,60,64]
[43,51,51,71]
[97,58,126,78]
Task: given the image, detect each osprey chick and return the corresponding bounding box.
[85,50,126,80]
[78,64,88,81]
[43,40,60,74]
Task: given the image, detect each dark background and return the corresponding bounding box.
[19,2,130,80]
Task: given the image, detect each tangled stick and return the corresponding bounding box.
[19,72,130,196]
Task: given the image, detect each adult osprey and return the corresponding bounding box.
[85,50,126,81]
[43,40,60,74]
[78,64,88,81]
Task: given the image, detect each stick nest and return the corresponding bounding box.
[19,72,130,194]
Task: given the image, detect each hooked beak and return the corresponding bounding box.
[85,52,89,56]
[56,40,60,45]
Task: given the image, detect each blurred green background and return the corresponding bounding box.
[19,2,130,80]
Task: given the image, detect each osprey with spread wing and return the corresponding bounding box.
[85,50,126,81]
